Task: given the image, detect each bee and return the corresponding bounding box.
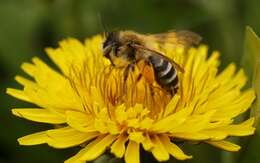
[102,30,201,95]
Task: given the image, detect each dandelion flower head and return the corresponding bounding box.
[7,34,255,163]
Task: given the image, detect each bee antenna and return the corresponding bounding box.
[98,13,109,37]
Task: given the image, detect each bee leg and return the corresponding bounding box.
[170,85,179,96]
[136,73,143,82]
[173,87,178,94]
[123,63,135,94]
[123,63,134,82]
[149,85,155,96]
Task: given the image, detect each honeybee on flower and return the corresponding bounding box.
[102,30,201,95]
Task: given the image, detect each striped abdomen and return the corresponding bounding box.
[148,55,179,93]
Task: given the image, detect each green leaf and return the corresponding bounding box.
[238,27,260,163]
[243,27,260,125]
[241,26,260,85]
[251,61,260,127]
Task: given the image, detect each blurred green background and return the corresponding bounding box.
[0,0,260,163]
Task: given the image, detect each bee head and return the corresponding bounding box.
[103,31,121,59]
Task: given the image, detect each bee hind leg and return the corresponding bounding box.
[123,63,135,95]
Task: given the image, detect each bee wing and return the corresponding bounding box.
[131,44,184,73]
[146,30,202,47]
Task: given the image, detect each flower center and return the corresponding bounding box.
[99,66,173,118]
[68,56,175,119]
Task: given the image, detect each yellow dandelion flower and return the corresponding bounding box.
[7,35,255,163]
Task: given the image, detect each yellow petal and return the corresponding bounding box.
[45,47,70,76]
[46,37,103,76]
[77,134,116,161]
[200,130,228,141]
[66,110,95,132]
[128,131,144,143]
[172,132,210,141]
[20,57,83,112]
[15,75,35,87]
[18,131,48,145]
[65,157,84,163]
[12,108,65,124]
[206,89,240,111]
[152,107,191,133]
[6,88,31,103]
[171,110,216,133]
[161,135,192,160]
[214,118,255,136]
[21,62,37,77]
[213,90,255,119]
[206,140,241,152]
[151,135,169,161]
[232,69,247,89]
[142,134,154,150]
[125,140,140,163]
[91,86,105,109]
[111,134,128,158]
[47,127,99,148]
[64,136,107,163]
[65,158,85,163]
[216,63,236,83]
[115,104,128,123]
[218,69,246,92]
[139,117,154,129]
[163,95,180,117]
